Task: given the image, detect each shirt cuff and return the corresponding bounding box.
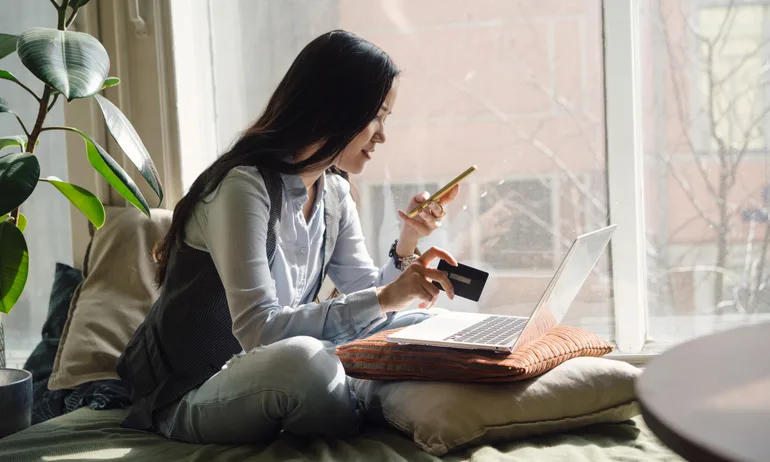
[327,287,385,343]
[380,258,402,286]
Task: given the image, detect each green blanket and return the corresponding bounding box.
[0,408,682,461]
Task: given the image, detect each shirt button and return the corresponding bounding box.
[300,247,307,253]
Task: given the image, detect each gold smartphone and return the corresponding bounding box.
[407,165,477,218]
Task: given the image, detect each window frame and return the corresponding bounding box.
[603,0,650,354]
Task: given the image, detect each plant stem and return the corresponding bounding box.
[11,80,41,103]
[26,86,52,154]
[47,93,59,112]
[10,86,53,226]
[13,113,30,137]
[57,1,69,30]
[11,1,69,227]
[65,9,79,29]
[40,125,73,133]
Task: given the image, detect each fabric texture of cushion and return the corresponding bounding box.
[352,356,642,456]
[336,325,614,382]
[23,263,131,424]
[48,206,172,390]
[24,263,83,384]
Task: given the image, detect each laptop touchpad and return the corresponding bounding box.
[391,313,483,341]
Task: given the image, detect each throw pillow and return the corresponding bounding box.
[336,325,614,382]
[48,206,172,390]
[351,356,641,456]
[23,263,83,383]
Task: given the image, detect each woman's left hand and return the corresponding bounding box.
[395,184,460,256]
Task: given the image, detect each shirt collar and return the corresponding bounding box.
[279,171,327,204]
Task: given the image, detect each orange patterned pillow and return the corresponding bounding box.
[336,325,613,382]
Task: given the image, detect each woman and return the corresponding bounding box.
[116,30,460,444]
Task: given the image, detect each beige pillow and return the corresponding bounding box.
[351,357,641,456]
[48,206,172,390]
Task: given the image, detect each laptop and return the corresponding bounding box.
[386,224,617,353]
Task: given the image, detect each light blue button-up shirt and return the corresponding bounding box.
[184,166,402,351]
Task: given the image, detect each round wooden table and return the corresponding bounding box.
[636,321,770,462]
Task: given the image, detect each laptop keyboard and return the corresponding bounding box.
[444,316,527,346]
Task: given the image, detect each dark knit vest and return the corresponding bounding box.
[116,170,344,431]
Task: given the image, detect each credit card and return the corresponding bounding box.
[432,260,489,302]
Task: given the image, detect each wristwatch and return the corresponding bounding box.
[389,239,420,270]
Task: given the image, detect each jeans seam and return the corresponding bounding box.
[191,387,301,408]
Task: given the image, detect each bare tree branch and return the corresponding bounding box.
[447,79,608,216]
[659,3,723,202]
[661,152,719,228]
[728,104,770,180]
[712,81,770,129]
[715,39,770,87]
[675,0,709,46]
[709,0,736,51]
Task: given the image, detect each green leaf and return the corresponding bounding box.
[0,221,28,313]
[94,94,163,204]
[101,76,120,89]
[0,70,19,84]
[0,34,17,60]
[17,27,110,101]
[69,0,92,9]
[16,212,26,232]
[67,127,150,216]
[0,96,19,119]
[2,212,28,232]
[0,152,40,215]
[41,176,105,228]
[0,136,29,152]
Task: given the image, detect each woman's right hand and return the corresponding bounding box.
[377,247,458,312]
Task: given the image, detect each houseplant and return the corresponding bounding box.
[0,0,162,404]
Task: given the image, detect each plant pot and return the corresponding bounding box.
[0,368,32,439]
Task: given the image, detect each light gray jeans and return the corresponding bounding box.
[155,310,430,444]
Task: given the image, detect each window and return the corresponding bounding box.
[642,0,770,351]
[168,0,613,341]
[478,177,557,272]
[0,1,73,367]
[364,181,440,263]
[156,0,770,356]
[698,5,769,152]
[364,177,561,273]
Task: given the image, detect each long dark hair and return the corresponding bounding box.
[154,30,400,285]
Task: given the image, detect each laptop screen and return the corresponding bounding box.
[513,225,616,350]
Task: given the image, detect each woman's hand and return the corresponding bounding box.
[395,184,460,257]
[377,247,458,312]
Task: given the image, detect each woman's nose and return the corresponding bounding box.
[374,128,387,144]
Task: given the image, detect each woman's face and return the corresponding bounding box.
[337,79,399,174]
